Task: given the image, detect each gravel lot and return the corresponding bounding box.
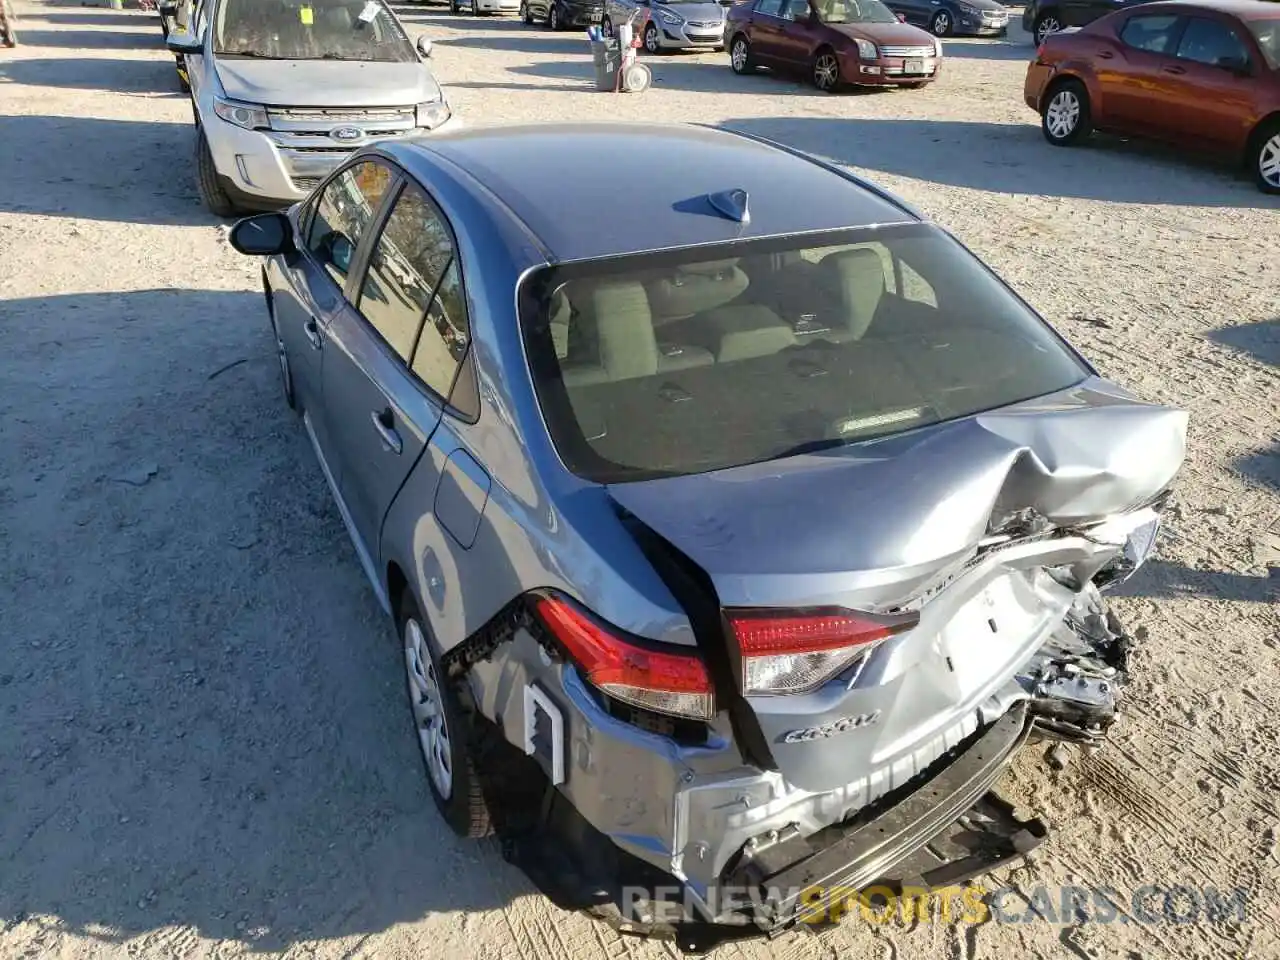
[1,3,1277,958]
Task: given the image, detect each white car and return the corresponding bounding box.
[166,0,460,216]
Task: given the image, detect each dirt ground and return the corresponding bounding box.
[1,2,1277,958]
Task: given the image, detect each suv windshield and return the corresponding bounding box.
[816,0,898,25]
[1248,17,1280,69]
[213,0,415,61]
[521,223,1089,483]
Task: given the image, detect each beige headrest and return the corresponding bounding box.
[549,288,572,360]
[709,305,798,362]
[646,262,749,321]
[590,280,659,381]
[819,248,886,341]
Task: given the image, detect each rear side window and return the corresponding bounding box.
[1175,17,1250,68]
[520,224,1089,483]
[1248,18,1280,69]
[1120,14,1182,54]
[306,161,394,288]
[755,0,784,15]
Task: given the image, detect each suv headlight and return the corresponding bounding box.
[855,38,877,59]
[416,100,452,129]
[658,8,683,24]
[213,96,269,131]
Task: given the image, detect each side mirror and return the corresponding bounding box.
[165,31,203,55]
[896,11,906,20]
[321,232,355,273]
[229,212,295,256]
[417,35,433,58]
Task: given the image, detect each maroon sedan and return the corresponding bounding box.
[727,0,943,91]
[1024,0,1280,193]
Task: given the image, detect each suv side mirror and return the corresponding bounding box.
[165,30,203,55]
[416,35,433,58]
[229,212,295,256]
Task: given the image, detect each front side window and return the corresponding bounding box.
[212,0,415,62]
[306,160,394,288]
[520,224,1089,483]
[754,0,784,15]
[1176,17,1250,68]
[1119,14,1182,55]
[779,0,808,21]
[815,0,897,25]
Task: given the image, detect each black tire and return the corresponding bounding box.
[546,1,559,29]
[520,0,532,23]
[601,15,612,36]
[397,591,491,839]
[929,9,952,36]
[265,290,296,411]
[1249,119,1280,194]
[1033,12,1061,46]
[811,45,840,92]
[729,34,755,74]
[194,129,239,218]
[471,0,479,15]
[643,22,660,54]
[1040,77,1092,146]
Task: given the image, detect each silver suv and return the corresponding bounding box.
[166,0,459,216]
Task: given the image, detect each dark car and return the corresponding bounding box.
[887,0,1010,36]
[1023,0,1152,45]
[521,0,604,27]
[727,0,943,90]
[1024,0,1280,192]
[223,121,1185,949]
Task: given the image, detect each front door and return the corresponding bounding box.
[320,176,475,566]
[773,0,818,65]
[1158,15,1260,153]
[1098,12,1186,136]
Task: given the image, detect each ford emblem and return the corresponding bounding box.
[330,126,364,142]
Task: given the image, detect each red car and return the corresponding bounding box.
[1024,0,1280,193]
[727,0,943,91]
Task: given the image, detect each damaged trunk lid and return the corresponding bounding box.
[607,380,1186,793]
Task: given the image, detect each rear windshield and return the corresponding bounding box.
[1248,17,1280,69]
[213,0,414,62]
[521,223,1090,484]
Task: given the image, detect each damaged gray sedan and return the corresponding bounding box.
[228,122,1186,951]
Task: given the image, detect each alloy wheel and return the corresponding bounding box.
[1259,133,1280,190]
[404,618,453,800]
[813,51,839,91]
[731,37,749,72]
[644,23,659,53]
[548,3,558,28]
[931,11,950,35]
[1045,88,1079,140]
[1035,15,1060,45]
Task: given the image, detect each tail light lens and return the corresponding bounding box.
[534,595,715,720]
[726,608,920,695]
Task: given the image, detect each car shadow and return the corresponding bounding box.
[436,33,585,54]
[0,288,541,952]
[0,56,182,94]
[504,58,842,96]
[1111,559,1275,604]
[1205,317,1279,368]
[716,116,1280,207]
[14,28,159,49]
[31,10,154,25]
[0,116,212,225]
[939,36,1034,61]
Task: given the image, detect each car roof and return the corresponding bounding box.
[387,123,919,263]
[1145,0,1280,18]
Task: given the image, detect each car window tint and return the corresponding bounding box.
[780,0,808,20]
[755,0,784,15]
[412,258,473,406]
[520,223,1089,483]
[306,161,394,288]
[1176,17,1249,67]
[1120,14,1181,54]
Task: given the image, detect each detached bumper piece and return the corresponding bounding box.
[724,704,1042,938]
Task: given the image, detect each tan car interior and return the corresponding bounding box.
[550,248,893,387]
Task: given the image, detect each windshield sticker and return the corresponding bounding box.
[299,4,313,24]
[358,0,379,22]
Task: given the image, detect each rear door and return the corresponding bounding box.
[745,0,790,63]
[1158,14,1261,152]
[1099,11,1187,135]
[772,0,817,64]
[320,173,475,568]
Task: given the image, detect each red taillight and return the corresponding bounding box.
[534,595,715,720]
[726,607,919,695]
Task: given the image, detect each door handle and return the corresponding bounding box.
[1097,50,1113,59]
[304,318,322,350]
[371,409,403,455]
[1162,64,1186,74]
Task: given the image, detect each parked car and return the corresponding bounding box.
[225,122,1185,949]
[727,0,943,90]
[1025,0,1280,193]
[886,0,1009,37]
[450,0,521,16]
[522,0,605,29]
[1022,0,1150,45]
[164,0,458,217]
[603,0,727,51]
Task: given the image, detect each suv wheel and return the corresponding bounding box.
[547,2,559,29]
[398,592,491,838]
[1252,120,1280,194]
[1041,78,1091,146]
[929,10,951,35]
[729,35,755,74]
[1034,12,1061,45]
[194,128,238,218]
[520,0,532,22]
